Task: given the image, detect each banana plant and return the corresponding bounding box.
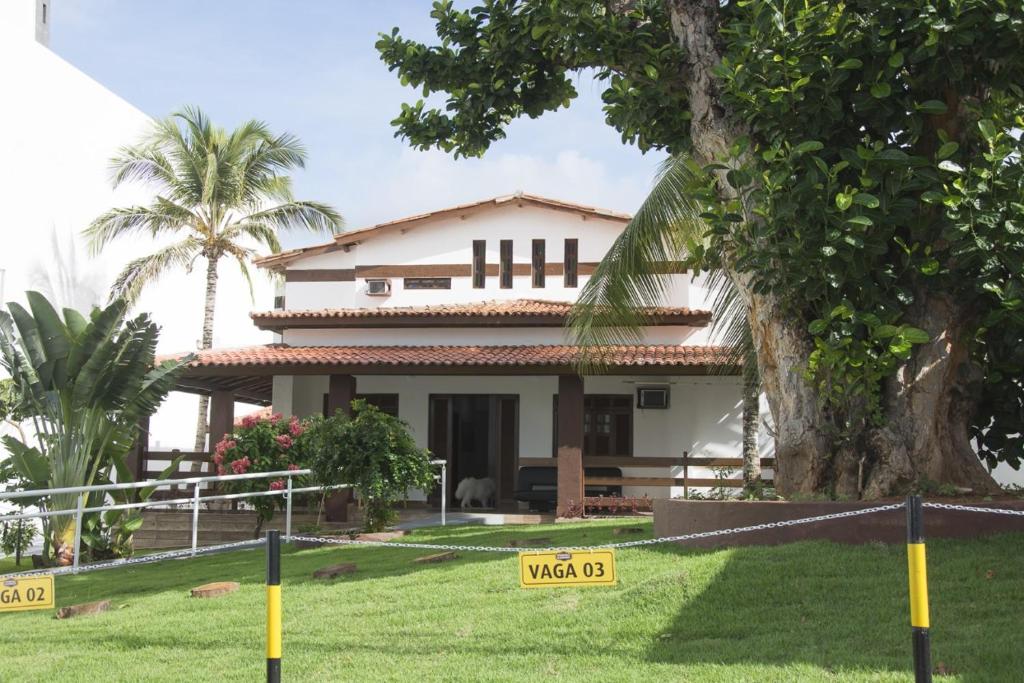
[0,291,191,563]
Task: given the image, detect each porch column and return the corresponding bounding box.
[208,390,235,451]
[556,374,584,517]
[325,374,357,522]
[326,374,357,416]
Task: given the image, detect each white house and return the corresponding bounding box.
[171,193,773,515]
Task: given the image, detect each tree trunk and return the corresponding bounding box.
[665,1,999,499]
[741,361,760,490]
[192,255,220,457]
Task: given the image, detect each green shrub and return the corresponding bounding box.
[310,400,435,532]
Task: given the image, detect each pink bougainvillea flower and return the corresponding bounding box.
[287,463,300,471]
[212,452,224,465]
[275,434,293,449]
[288,416,304,437]
[241,415,259,429]
[270,413,283,423]
[269,479,285,491]
[216,464,226,476]
[230,456,251,475]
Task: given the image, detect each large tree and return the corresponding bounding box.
[86,107,343,451]
[378,1,1024,497]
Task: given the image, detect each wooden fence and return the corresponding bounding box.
[528,453,774,497]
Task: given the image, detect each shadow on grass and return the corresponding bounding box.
[642,533,1024,682]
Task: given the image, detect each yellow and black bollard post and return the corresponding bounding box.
[266,529,282,683]
[906,495,931,683]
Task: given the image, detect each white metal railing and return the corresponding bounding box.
[0,459,449,574]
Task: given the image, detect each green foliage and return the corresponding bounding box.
[384,1,1024,471]
[213,412,314,536]
[310,400,436,532]
[0,520,36,566]
[376,1,689,157]
[0,291,190,558]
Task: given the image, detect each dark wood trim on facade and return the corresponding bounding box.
[532,240,546,288]
[499,240,513,288]
[472,240,486,288]
[285,269,356,282]
[284,261,646,282]
[564,238,578,288]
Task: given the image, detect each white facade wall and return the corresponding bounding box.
[282,203,702,313]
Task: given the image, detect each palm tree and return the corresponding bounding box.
[568,155,763,493]
[86,107,343,452]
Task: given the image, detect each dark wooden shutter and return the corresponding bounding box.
[472,240,486,288]
[500,239,513,289]
[564,238,578,287]
[532,239,545,288]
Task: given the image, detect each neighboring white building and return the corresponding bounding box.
[0,0,273,451]
[173,194,774,514]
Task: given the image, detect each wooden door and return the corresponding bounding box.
[496,397,519,504]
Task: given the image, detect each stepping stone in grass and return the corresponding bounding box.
[55,599,111,620]
[414,551,458,564]
[354,530,408,543]
[613,527,645,536]
[190,581,240,599]
[506,537,552,548]
[313,563,357,580]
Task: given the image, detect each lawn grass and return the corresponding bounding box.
[0,519,1021,682]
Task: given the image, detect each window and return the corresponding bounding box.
[500,240,513,289]
[552,394,633,457]
[472,240,486,288]
[564,238,578,288]
[322,393,399,417]
[273,295,285,310]
[405,277,451,290]
[532,239,546,288]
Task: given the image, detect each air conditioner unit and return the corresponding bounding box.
[366,279,391,296]
[637,387,669,409]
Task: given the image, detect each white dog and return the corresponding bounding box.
[455,477,496,510]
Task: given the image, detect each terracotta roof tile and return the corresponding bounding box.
[174,343,732,373]
[251,299,710,329]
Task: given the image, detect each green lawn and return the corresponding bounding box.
[1,519,1021,682]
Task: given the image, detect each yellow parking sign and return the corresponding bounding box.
[0,575,55,613]
[519,549,616,588]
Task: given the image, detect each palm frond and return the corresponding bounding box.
[107,239,201,304]
[221,221,282,253]
[84,201,196,254]
[246,201,344,236]
[569,155,709,368]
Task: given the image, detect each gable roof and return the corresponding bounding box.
[250,298,710,331]
[254,193,633,271]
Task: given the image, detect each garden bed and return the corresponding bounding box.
[653,497,1024,547]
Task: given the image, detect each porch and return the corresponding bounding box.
[163,343,771,517]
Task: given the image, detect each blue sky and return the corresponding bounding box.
[54,1,663,249]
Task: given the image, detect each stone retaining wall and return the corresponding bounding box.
[653,498,1024,548]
